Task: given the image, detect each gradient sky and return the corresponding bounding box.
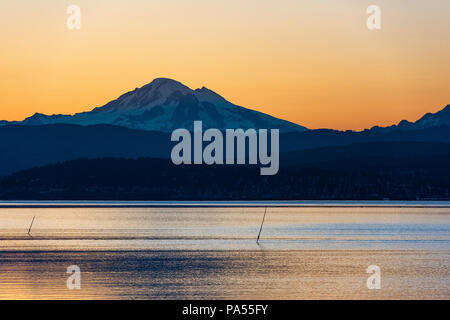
[0,0,449,130]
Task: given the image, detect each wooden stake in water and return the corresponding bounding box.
[27,216,35,236]
[256,207,267,244]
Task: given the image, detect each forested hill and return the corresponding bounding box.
[2,142,450,201]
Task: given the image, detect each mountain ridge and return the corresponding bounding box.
[371,104,450,132]
[0,78,448,133]
[1,122,450,176]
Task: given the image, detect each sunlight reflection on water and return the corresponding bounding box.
[0,204,449,299]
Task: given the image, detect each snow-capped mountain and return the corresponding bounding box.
[411,104,450,128]
[3,78,307,132]
[371,104,450,132]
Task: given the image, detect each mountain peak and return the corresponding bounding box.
[415,104,450,127]
[1,78,308,132]
[138,77,192,98]
[143,78,189,91]
[371,104,450,132]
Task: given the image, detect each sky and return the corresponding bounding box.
[0,0,449,130]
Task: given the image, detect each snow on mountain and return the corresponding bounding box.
[371,104,450,132]
[415,104,450,128]
[3,78,307,132]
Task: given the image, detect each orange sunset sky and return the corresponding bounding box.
[0,0,449,130]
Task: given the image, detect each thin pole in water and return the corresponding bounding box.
[256,207,267,244]
[27,216,35,236]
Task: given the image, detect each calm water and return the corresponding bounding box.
[0,202,449,299]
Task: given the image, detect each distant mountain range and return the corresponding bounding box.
[0,77,448,134]
[371,104,450,132]
[1,123,450,176]
[0,78,449,200]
